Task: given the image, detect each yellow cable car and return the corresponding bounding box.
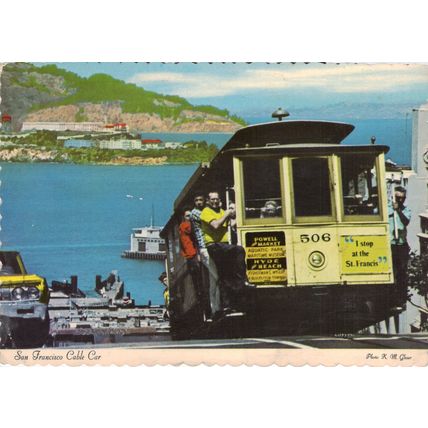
[161,119,402,339]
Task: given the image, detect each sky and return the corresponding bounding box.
[45,62,428,121]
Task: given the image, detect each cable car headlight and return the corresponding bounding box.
[11,287,25,300]
[308,251,326,269]
[27,286,40,299]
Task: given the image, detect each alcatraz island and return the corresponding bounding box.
[0,129,221,165]
[0,62,245,165]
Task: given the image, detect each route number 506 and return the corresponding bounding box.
[300,233,331,243]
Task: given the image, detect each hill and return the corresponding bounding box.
[0,63,246,132]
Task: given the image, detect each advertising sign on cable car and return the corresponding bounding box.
[340,235,390,274]
[244,231,287,284]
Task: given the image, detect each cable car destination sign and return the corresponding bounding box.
[244,231,287,284]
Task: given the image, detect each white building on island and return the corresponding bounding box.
[22,121,105,132]
[98,139,142,150]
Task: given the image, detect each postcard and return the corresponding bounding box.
[1,62,428,366]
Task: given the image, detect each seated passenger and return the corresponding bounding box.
[260,200,279,218]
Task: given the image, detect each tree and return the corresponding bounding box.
[407,251,428,330]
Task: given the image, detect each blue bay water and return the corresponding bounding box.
[0,163,197,304]
[0,119,413,304]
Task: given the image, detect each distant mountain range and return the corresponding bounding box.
[0,63,246,132]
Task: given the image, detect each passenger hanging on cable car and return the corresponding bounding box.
[388,186,411,303]
[200,191,249,314]
[178,208,211,317]
[179,208,201,285]
[190,193,207,260]
[189,192,219,318]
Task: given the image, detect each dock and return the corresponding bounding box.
[48,272,170,347]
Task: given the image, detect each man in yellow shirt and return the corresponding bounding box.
[200,191,248,314]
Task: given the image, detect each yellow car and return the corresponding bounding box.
[0,251,50,348]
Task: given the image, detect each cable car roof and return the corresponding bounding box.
[222,120,355,149]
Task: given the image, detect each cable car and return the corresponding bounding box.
[161,114,403,339]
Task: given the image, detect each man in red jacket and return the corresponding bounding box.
[179,209,204,310]
[179,209,198,260]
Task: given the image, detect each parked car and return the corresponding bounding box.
[0,251,50,348]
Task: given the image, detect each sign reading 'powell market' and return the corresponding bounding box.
[245,231,287,284]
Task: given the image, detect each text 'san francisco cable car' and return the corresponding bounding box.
[161,113,402,339]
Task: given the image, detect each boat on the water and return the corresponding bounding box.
[122,224,166,260]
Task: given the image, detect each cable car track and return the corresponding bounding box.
[48,333,428,349]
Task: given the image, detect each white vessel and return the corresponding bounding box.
[122,224,166,260]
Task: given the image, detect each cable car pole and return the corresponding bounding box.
[391,174,399,240]
[226,187,232,244]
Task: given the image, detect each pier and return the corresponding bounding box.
[48,272,170,347]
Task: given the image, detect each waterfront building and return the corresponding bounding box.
[22,121,105,132]
[104,123,129,132]
[64,139,93,148]
[98,139,142,150]
[164,141,184,149]
[141,139,163,150]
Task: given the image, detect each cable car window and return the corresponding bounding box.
[341,155,379,216]
[292,157,332,217]
[242,158,282,219]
